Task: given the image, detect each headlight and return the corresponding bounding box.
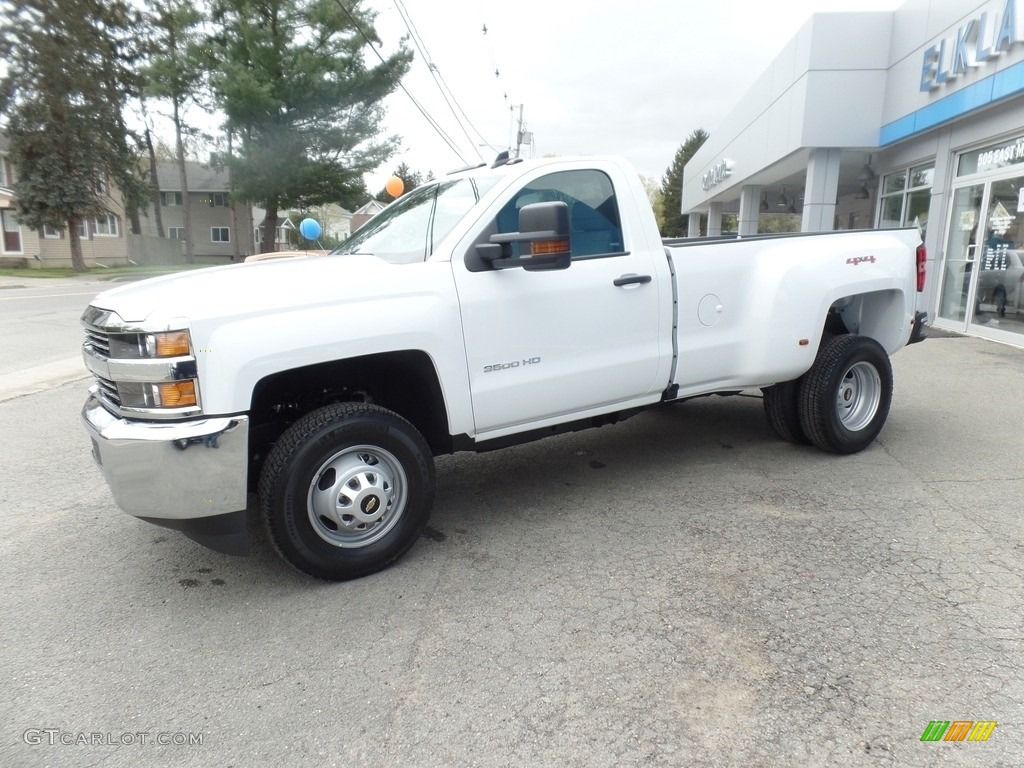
[107,330,192,359]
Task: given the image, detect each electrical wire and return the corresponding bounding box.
[330,0,468,164]
[393,0,486,161]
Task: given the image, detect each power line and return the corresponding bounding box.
[392,0,487,161]
[330,0,468,164]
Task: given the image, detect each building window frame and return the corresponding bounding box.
[2,209,23,253]
[93,213,120,237]
[162,191,183,207]
[878,163,934,234]
[167,227,185,240]
[42,224,63,239]
[211,226,230,243]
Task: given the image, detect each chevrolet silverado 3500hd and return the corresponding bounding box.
[81,155,927,580]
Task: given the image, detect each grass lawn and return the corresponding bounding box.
[0,263,217,280]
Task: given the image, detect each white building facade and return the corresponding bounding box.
[682,0,1024,346]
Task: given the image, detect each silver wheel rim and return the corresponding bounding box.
[835,361,881,432]
[307,445,408,548]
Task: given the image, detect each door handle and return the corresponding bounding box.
[613,274,652,287]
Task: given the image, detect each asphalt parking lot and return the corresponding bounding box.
[1,331,1022,767]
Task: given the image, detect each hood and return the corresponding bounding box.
[90,254,435,325]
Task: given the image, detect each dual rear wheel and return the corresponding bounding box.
[763,334,893,454]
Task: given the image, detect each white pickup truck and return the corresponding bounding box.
[81,155,927,580]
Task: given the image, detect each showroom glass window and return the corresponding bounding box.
[879,165,933,235]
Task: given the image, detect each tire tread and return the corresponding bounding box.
[798,334,892,454]
[258,402,435,580]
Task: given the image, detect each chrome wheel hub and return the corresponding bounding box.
[307,446,408,548]
[835,361,881,432]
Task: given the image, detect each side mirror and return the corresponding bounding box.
[476,201,571,271]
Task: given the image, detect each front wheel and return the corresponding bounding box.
[258,403,435,580]
[798,335,893,454]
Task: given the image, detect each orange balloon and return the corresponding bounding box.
[385,176,404,197]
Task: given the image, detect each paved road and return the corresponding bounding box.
[0,280,104,372]
[1,334,1022,767]
[0,279,104,401]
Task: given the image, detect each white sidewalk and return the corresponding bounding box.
[0,356,90,403]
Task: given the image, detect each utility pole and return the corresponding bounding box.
[514,104,525,158]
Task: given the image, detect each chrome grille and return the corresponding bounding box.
[95,375,122,407]
[83,326,111,357]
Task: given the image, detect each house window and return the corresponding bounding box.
[211,227,230,243]
[43,224,63,239]
[78,220,89,238]
[0,158,7,187]
[95,174,108,194]
[879,164,934,236]
[2,209,23,252]
[162,192,183,206]
[93,214,120,237]
[167,227,185,239]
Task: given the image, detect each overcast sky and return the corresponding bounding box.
[363,0,904,190]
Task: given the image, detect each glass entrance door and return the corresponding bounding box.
[938,184,985,325]
[969,174,1024,336]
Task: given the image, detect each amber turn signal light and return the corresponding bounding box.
[158,381,197,407]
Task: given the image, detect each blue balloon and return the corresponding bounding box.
[299,217,321,240]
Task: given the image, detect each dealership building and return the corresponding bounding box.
[682,0,1024,346]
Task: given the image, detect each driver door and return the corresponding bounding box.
[452,168,665,437]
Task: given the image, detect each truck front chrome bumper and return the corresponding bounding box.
[82,389,250,553]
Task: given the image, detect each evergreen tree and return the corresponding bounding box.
[208,0,412,254]
[0,0,148,271]
[661,128,709,237]
[142,0,209,263]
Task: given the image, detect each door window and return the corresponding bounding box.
[493,170,623,259]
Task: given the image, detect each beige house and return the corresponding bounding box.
[1,134,138,269]
[140,162,254,262]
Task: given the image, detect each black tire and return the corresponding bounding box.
[798,334,893,455]
[258,402,435,581]
[762,379,811,444]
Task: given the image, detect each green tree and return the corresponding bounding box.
[0,0,148,272]
[758,213,801,234]
[142,0,209,263]
[660,128,709,237]
[208,0,412,254]
[639,175,665,232]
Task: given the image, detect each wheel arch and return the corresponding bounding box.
[825,289,910,354]
[247,351,452,490]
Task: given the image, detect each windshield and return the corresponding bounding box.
[333,177,497,263]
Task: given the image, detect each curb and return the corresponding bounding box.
[0,357,91,403]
